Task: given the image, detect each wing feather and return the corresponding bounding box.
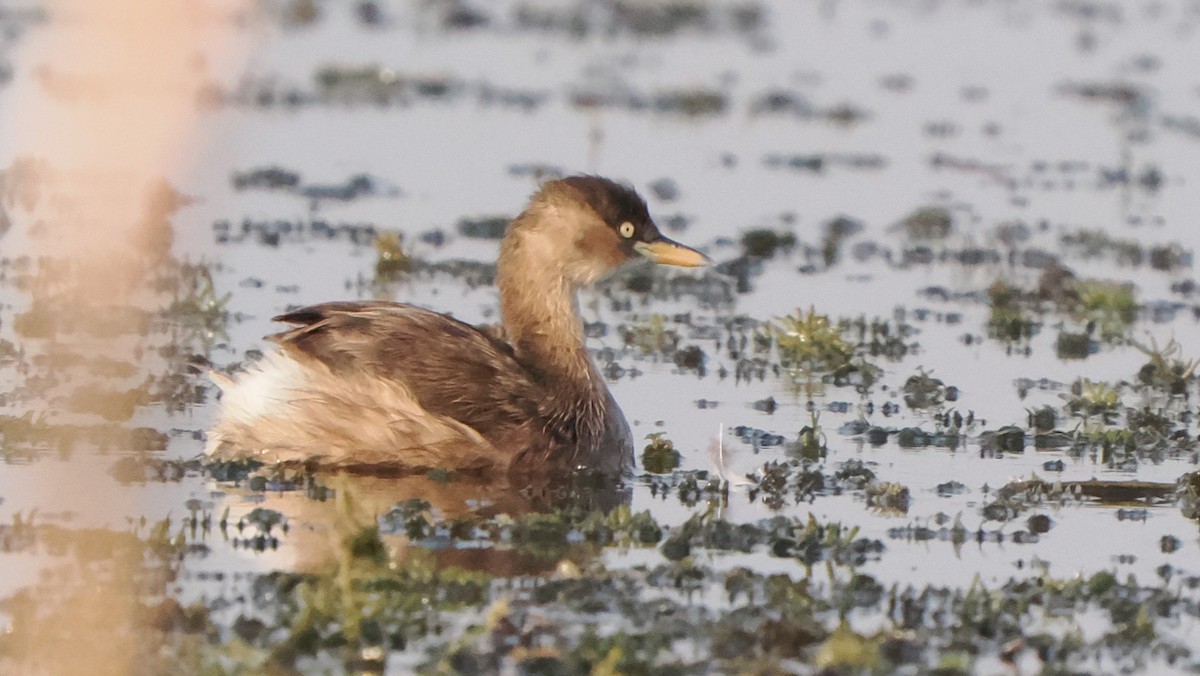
[267,301,543,446]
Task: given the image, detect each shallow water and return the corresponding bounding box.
[3,1,1200,673]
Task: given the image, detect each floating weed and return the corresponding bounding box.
[162,262,231,338]
[1075,427,1137,463]
[833,459,874,489]
[995,478,1175,509]
[1055,329,1093,359]
[1066,378,1121,421]
[646,468,727,507]
[780,515,880,568]
[1071,278,1137,340]
[641,432,681,474]
[1179,470,1200,521]
[1059,227,1188,271]
[1061,227,1145,264]
[1133,336,1199,395]
[655,87,728,117]
[456,215,508,240]
[739,228,796,258]
[815,622,882,671]
[620,314,680,355]
[900,205,953,239]
[792,421,826,463]
[6,491,1194,674]
[241,507,287,536]
[203,457,265,483]
[243,483,493,673]
[378,498,434,539]
[865,482,911,514]
[986,280,1037,345]
[979,425,1026,454]
[372,230,410,280]
[1027,405,1058,432]
[840,314,917,362]
[770,308,880,392]
[771,308,854,373]
[902,367,951,410]
[747,460,825,508]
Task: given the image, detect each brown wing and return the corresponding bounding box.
[267,301,544,445]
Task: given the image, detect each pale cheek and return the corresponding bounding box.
[565,256,615,286]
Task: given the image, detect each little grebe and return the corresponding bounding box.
[206,176,708,476]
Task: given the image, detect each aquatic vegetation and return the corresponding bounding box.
[654,88,727,116]
[1026,405,1057,432]
[794,414,827,460]
[840,314,917,362]
[901,368,952,410]
[762,151,885,174]
[232,165,300,191]
[865,481,911,514]
[770,309,859,377]
[1061,228,1188,271]
[986,279,1038,345]
[1061,228,1146,265]
[1055,329,1093,359]
[1066,378,1121,422]
[1071,278,1137,340]
[981,425,1025,454]
[1179,471,1200,520]
[315,63,405,104]
[815,623,882,670]
[373,231,411,280]
[739,228,796,258]
[620,314,681,355]
[994,478,1175,507]
[641,432,681,474]
[1133,337,1199,395]
[672,344,706,375]
[900,205,953,240]
[456,215,509,240]
[820,215,864,266]
[163,263,226,319]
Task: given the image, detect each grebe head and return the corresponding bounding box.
[506,175,709,287]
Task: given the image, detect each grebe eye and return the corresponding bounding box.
[619,222,635,239]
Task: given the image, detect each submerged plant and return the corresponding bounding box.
[1066,378,1121,421]
[815,622,882,670]
[900,205,953,240]
[163,262,231,332]
[986,280,1037,345]
[621,314,681,355]
[373,231,411,280]
[772,309,854,372]
[1133,336,1199,395]
[1179,471,1200,521]
[902,368,952,410]
[865,482,911,514]
[795,414,827,461]
[740,228,797,258]
[641,433,681,474]
[772,309,882,388]
[1071,279,1137,340]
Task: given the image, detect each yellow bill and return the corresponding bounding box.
[634,238,710,268]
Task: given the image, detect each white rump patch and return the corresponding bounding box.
[212,351,312,426]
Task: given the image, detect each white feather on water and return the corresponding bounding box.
[707,423,753,488]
